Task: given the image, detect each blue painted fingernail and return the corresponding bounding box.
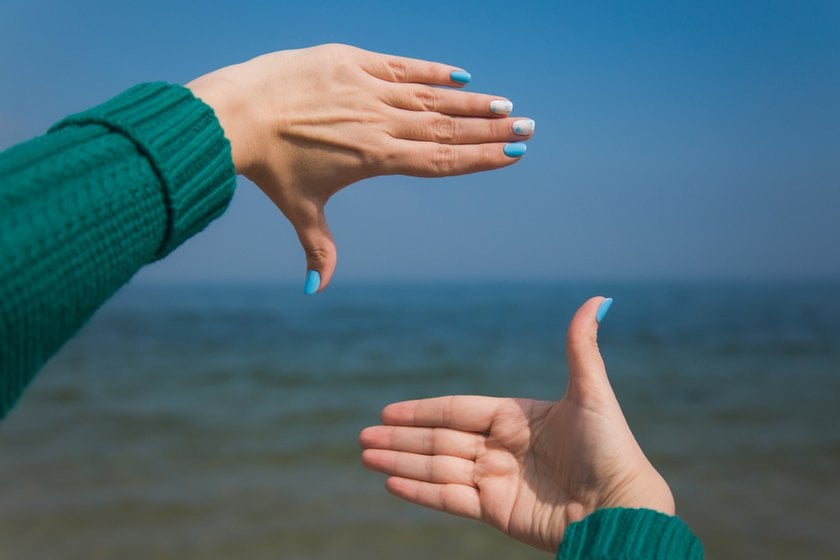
[596,298,613,323]
[490,100,513,115]
[450,70,471,84]
[512,119,535,136]
[503,143,527,157]
[304,270,321,295]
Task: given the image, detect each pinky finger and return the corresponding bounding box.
[363,53,470,87]
[386,476,482,520]
[383,141,527,178]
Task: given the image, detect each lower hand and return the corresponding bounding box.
[187,44,534,293]
[359,297,674,552]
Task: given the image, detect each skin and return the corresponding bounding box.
[186,44,533,292]
[359,297,674,552]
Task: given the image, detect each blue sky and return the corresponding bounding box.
[2,0,838,282]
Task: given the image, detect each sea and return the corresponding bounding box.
[1,280,838,559]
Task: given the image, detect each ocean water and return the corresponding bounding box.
[1,281,838,559]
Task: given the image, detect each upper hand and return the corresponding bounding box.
[359,297,674,552]
[187,44,534,292]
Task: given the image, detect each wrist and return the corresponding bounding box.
[186,66,260,176]
[602,464,675,517]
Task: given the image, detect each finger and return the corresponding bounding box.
[382,84,513,117]
[362,53,471,87]
[386,477,481,520]
[288,202,337,294]
[381,396,503,432]
[565,297,615,401]
[359,426,484,460]
[391,112,535,145]
[362,449,477,486]
[382,141,526,178]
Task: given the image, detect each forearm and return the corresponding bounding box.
[0,83,235,417]
[557,508,703,560]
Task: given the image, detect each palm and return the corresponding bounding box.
[360,298,674,552]
[480,399,573,550]
[471,398,567,551]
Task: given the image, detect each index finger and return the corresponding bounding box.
[362,53,471,87]
[381,396,503,432]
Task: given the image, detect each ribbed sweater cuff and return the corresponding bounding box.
[558,508,703,560]
[49,82,236,258]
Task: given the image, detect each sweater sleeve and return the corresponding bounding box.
[0,82,236,418]
[557,508,703,560]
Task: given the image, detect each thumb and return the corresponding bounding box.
[564,296,615,402]
[291,203,337,295]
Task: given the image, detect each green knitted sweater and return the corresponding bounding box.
[0,82,702,559]
[558,508,703,559]
[0,82,236,417]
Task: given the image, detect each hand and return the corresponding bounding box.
[186,44,534,293]
[359,297,674,552]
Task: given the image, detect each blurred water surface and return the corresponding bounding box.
[1,281,838,559]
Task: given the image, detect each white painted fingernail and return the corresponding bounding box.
[490,100,513,115]
[512,119,535,136]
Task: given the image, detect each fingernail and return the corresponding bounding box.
[490,100,513,115]
[512,119,535,136]
[450,70,471,84]
[304,270,321,295]
[503,143,527,158]
[596,298,613,323]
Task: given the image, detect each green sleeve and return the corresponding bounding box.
[0,82,236,418]
[558,508,703,560]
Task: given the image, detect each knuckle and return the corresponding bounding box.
[430,146,457,174]
[472,437,482,460]
[387,58,409,82]
[470,93,489,114]
[487,118,502,137]
[320,43,353,55]
[315,43,346,63]
[431,116,456,142]
[428,457,438,480]
[442,397,454,425]
[372,142,403,175]
[411,88,438,111]
[356,141,379,168]
[480,143,500,167]
[304,245,331,264]
[425,430,435,453]
[358,134,395,172]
